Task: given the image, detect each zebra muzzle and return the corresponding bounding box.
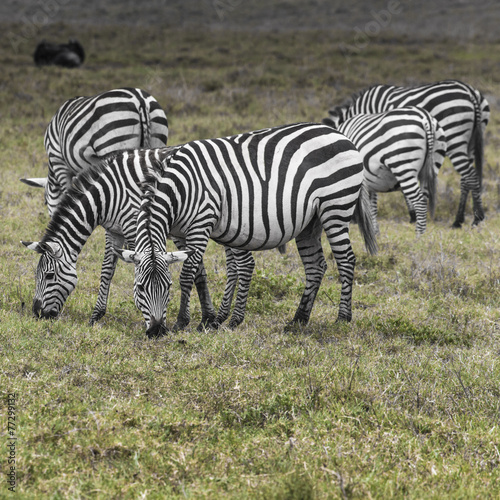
[33,299,59,320]
[146,317,167,339]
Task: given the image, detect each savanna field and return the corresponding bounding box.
[1,14,500,499]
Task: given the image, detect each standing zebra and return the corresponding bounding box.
[323,107,446,235]
[325,80,490,228]
[20,87,169,324]
[21,148,218,328]
[115,123,378,337]
[21,87,169,215]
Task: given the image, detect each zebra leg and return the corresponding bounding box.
[212,247,238,328]
[402,189,427,236]
[193,262,217,330]
[449,153,484,228]
[468,173,485,226]
[172,237,217,330]
[173,243,210,332]
[227,250,255,329]
[404,196,417,224]
[456,174,484,228]
[286,219,326,330]
[89,230,124,325]
[322,213,356,322]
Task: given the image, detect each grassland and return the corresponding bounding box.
[0,21,500,499]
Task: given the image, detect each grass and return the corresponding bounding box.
[0,20,500,499]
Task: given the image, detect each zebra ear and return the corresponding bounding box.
[21,240,43,253]
[20,177,48,188]
[322,117,337,128]
[21,240,62,258]
[113,248,142,265]
[163,250,192,264]
[41,241,63,259]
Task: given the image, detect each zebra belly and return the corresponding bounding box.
[210,209,311,251]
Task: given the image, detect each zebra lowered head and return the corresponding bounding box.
[116,245,191,338]
[21,240,78,319]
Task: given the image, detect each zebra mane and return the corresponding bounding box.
[41,156,121,244]
[137,148,179,264]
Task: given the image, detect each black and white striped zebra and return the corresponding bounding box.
[325,80,490,228]
[115,123,378,337]
[19,88,169,324]
[21,148,218,327]
[20,87,169,216]
[323,107,446,235]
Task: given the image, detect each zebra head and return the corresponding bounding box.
[115,247,190,338]
[322,105,349,129]
[22,240,78,319]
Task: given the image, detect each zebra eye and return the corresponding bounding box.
[45,272,55,280]
[136,283,145,293]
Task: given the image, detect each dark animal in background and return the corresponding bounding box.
[33,40,85,68]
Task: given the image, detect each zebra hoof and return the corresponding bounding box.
[335,314,351,323]
[284,320,307,333]
[451,221,463,229]
[197,313,217,331]
[228,318,243,330]
[472,214,485,227]
[89,310,105,326]
[172,321,189,332]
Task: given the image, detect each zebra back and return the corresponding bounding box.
[41,87,168,215]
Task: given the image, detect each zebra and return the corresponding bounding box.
[20,87,169,216]
[21,147,218,328]
[323,107,447,235]
[19,88,169,324]
[114,123,378,337]
[324,80,490,228]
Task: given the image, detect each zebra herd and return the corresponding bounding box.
[21,80,490,337]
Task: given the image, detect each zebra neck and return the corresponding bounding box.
[136,197,173,254]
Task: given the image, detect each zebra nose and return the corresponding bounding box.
[33,299,59,320]
[41,309,59,319]
[146,317,167,339]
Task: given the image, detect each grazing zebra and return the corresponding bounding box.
[21,148,218,328]
[325,80,490,228]
[323,107,447,235]
[20,87,169,216]
[115,123,378,337]
[19,88,169,323]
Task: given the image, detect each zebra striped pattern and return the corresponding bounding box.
[325,80,490,227]
[19,88,169,323]
[21,148,217,327]
[40,87,169,216]
[324,107,446,235]
[116,123,378,337]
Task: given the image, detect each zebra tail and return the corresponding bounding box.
[420,119,438,218]
[353,183,378,256]
[139,102,152,149]
[471,91,484,190]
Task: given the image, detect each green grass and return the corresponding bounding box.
[1,22,500,499]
